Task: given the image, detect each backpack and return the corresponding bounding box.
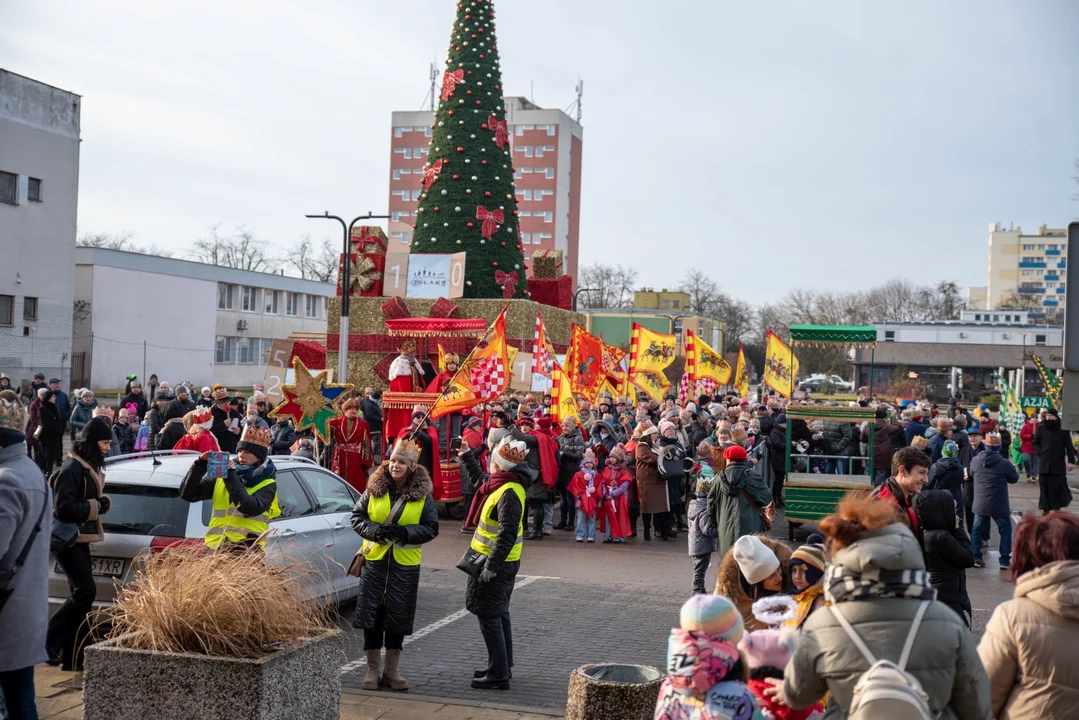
[828,600,935,720]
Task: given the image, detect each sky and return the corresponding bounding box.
[3,0,1078,305]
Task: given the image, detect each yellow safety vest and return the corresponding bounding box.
[362,492,426,566]
[470,483,525,562]
[205,476,281,550]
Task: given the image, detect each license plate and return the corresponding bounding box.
[90,557,125,577]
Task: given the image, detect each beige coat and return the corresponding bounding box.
[978,560,1079,720]
[635,439,668,515]
[782,525,990,719]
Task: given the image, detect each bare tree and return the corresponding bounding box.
[713,293,754,351]
[189,224,278,273]
[679,270,721,315]
[76,230,173,257]
[578,263,638,309]
[283,234,338,282]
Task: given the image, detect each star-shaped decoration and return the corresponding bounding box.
[269,356,353,443]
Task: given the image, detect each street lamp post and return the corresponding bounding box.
[304,212,392,384]
[572,287,598,312]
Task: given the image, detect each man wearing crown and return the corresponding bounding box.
[385,340,427,449]
[179,424,280,551]
[174,407,221,454]
[329,398,374,492]
[427,352,463,462]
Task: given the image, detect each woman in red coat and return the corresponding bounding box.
[330,399,374,492]
[600,444,633,543]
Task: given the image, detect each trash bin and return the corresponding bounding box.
[565,663,664,720]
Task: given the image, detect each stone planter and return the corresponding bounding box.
[83,629,343,720]
[565,663,664,720]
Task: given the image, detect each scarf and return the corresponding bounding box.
[464,471,520,530]
[823,563,936,604]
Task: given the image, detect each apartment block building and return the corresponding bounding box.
[968,223,1067,319]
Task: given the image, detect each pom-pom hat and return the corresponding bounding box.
[679,594,744,644]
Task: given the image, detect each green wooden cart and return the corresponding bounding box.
[782,325,879,540]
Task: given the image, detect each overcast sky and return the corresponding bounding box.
[3,1,1077,304]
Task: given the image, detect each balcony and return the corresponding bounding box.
[1059,288,1067,294]
[1019,262,1046,268]
[1017,287,1045,294]
[1047,249,1061,256]
[1044,300,1059,307]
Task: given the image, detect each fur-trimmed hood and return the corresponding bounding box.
[715,533,793,632]
[367,462,433,502]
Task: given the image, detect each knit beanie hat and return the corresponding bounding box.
[236,425,271,462]
[81,416,114,444]
[789,543,827,587]
[491,437,529,472]
[679,594,744,644]
[942,440,959,458]
[738,629,798,670]
[659,420,677,436]
[733,535,780,586]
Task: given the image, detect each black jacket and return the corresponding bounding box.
[122,392,149,422]
[156,419,186,451]
[360,397,383,433]
[970,449,1019,517]
[768,425,787,474]
[926,456,964,511]
[210,405,241,453]
[1034,420,1077,475]
[270,422,296,454]
[463,464,528,618]
[350,464,438,635]
[914,489,973,623]
[113,422,137,455]
[51,454,104,537]
[179,456,279,519]
[37,402,65,460]
[556,430,585,491]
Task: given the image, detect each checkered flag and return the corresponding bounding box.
[470,354,506,399]
[677,372,691,406]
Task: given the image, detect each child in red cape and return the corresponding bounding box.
[568,449,601,543]
[600,444,632,543]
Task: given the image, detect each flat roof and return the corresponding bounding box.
[75,247,336,296]
[0,68,81,98]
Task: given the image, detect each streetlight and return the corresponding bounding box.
[573,287,598,312]
[305,211,392,384]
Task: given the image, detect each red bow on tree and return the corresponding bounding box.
[422,159,443,192]
[495,270,518,299]
[487,114,509,149]
[440,69,465,101]
[475,206,504,239]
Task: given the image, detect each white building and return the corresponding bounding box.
[966,222,1067,319]
[0,70,81,388]
[74,248,335,389]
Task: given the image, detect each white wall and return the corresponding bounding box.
[878,324,1063,346]
[87,265,217,388]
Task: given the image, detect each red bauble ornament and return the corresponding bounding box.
[467,222,474,228]
[484,191,491,197]
[457,146,464,152]
[466,90,472,95]
[453,174,460,179]
[492,262,499,267]
[471,34,476,38]
[481,159,487,165]
[500,242,506,247]
[475,100,481,105]
[434,206,439,212]
[448,110,454,115]
[512,210,518,216]
[481,123,488,129]
[516,244,522,250]
[479,54,485,59]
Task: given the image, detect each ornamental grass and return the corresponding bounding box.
[103,544,331,658]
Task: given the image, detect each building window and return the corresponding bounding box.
[1023,244,1034,251]
[23,297,38,321]
[390,231,410,244]
[393,148,413,159]
[515,124,534,135]
[285,292,299,316]
[392,169,411,181]
[0,295,13,325]
[240,286,257,312]
[974,314,982,321]
[517,146,534,157]
[521,232,532,244]
[520,189,532,201]
[305,294,319,318]
[259,338,274,365]
[217,283,234,310]
[884,330,895,342]
[0,171,16,205]
[215,336,237,364]
[27,178,42,202]
[534,145,555,157]
[534,232,552,243]
[237,337,260,364]
[264,290,279,314]
[391,211,411,223]
[411,189,422,200]
[672,300,681,309]
[1035,334,1047,346]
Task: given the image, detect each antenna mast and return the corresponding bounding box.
[429,62,437,111]
[575,79,583,124]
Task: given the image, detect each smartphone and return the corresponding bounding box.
[450,437,463,452]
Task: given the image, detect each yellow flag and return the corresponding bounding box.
[735,344,750,398]
[431,307,510,418]
[685,329,732,385]
[550,361,580,425]
[629,323,677,375]
[437,343,447,373]
[762,330,799,398]
[630,370,671,404]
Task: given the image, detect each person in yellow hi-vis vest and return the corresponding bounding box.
[458,436,533,691]
[350,436,439,692]
[179,425,280,550]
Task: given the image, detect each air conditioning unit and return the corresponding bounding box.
[1002,333,1010,339]
[959,332,968,338]
[236,319,249,331]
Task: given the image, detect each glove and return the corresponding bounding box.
[386,524,408,543]
[479,567,497,583]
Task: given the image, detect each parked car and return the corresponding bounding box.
[47,451,364,621]
[797,375,855,393]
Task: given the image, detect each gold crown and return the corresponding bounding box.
[399,339,417,354]
[0,390,26,432]
[239,424,271,449]
[390,437,421,463]
[211,384,230,400]
[444,353,460,366]
[496,440,529,466]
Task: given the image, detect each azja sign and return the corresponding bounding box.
[1020,396,1051,410]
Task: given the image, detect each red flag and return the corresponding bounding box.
[567,324,604,398]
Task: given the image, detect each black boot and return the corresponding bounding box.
[474,669,513,679]
[643,527,652,541]
[472,675,511,690]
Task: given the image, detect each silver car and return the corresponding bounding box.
[47,451,364,619]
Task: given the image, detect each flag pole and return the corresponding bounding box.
[408,303,510,438]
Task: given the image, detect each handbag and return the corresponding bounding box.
[740,488,773,531]
[34,424,43,440]
[0,491,48,615]
[456,546,487,578]
[347,496,408,578]
[50,518,80,553]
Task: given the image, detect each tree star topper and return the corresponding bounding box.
[269,356,353,443]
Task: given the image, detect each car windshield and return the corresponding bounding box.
[100,484,192,537]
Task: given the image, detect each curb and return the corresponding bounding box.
[342,688,565,716]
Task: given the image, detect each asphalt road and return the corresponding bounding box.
[335,478,1054,712]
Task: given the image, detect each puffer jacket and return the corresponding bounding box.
[349,464,438,635]
[914,489,973,623]
[69,398,98,434]
[926,456,965,512]
[970,449,1019,517]
[822,421,853,458]
[978,560,1079,720]
[557,429,585,491]
[781,524,990,720]
[925,426,947,463]
[465,465,529,618]
[714,534,792,632]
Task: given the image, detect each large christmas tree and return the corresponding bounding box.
[409,0,528,300]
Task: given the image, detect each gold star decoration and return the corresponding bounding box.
[269,356,354,443]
